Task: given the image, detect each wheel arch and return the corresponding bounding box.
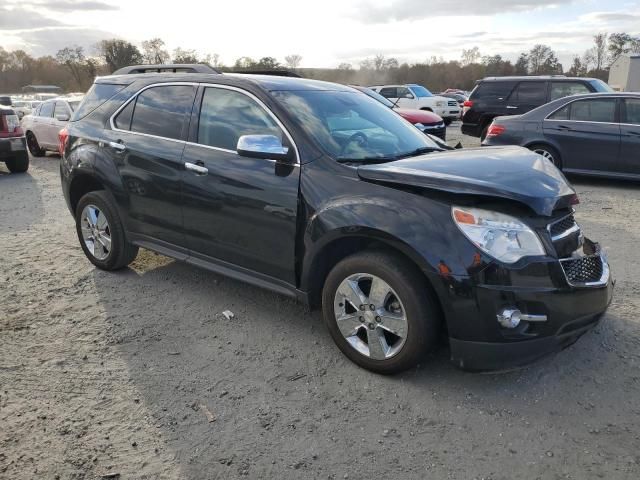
[523,141,563,168]
[69,172,106,214]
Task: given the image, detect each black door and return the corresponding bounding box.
[106,84,196,247]
[620,97,640,175]
[181,85,300,284]
[505,81,548,115]
[543,98,620,173]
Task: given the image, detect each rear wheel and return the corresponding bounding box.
[322,250,440,374]
[480,125,489,142]
[5,153,29,173]
[444,118,453,126]
[75,191,139,271]
[26,131,45,156]
[529,144,562,169]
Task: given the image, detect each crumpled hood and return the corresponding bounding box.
[357,146,577,216]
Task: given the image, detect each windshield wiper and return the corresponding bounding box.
[391,146,443,160]
[336,156,395,164]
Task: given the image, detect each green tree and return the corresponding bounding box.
[97,39,142,72]
[141,38,169,64]
[515,53,529,75]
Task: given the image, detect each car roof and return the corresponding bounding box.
[96,72,354,93]
[480,76,600,82]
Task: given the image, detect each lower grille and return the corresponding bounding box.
[560,255,605,286]
[447,100,458,107]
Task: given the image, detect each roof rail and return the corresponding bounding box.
[112,64,221,75]
[229,69,302,78]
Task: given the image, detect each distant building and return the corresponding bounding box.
[21,85,63,94]
[608,55,640,92]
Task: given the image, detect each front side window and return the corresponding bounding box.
[409,85,433,98]
[272,90,440,161]
[623,98,640,125]
[127,85,195,140]
[197,88,283,151]
[39,102,54,118]
[570,99,616,123]
[509,82,547,104]
[378,87,397,98]
[550,82,591,101]
[54,102,71,118]
[397,87,414,98]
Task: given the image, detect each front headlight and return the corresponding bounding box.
[435,101,445,107]
[452,206,545,263]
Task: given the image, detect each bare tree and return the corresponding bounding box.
[585,33,608,72]
[528,44,561,74]
[172,48,199,64]
[233,57,256,69]
[141,38,170,64]
[96,39,142,72]
[56,46,86,88]
[461,47,481,66]
[284,54,302,69]
[337,62,353,70]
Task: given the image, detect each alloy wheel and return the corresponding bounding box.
[534,148,556,164]
[80,204,112,260]
[333,273,408,360]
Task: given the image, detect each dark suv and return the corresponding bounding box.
[462,76,612,139]
[60,64,613,374]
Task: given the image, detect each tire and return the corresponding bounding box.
[480,125,489,142]
[443,118,453,126]
[5,153,29,173]
[322,250,440,374]
[26,131,45,156]
[529,143,562,169]
[75,191,139,271]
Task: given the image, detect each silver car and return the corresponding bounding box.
[21,96,82,155]
[12,100,42,120]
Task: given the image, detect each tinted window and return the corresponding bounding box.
[73,83,126,121]
[40,102,54,118]
[470,81,517,100]
[130,85,195,140]
[589,79,614,93]
[54,102,71,118]
[549,104,570,120]
[379,87,397,98]
[570,99,616,123]
[397,87,413,98]
[550,82,590,101]
[623,98,640,125]
[409,85,433,97]
[510,82,547,104]
[198,88,283,151]
[114,100,134,130]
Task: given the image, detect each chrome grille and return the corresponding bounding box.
[548,212,580,241]
[447,100,458,107]
[560,255,605,286]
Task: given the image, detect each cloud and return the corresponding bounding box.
[356,0,575,23]
[11,27,114,56]
[581,11,640,25]
[4,0,117,12]
[0,7,62,30]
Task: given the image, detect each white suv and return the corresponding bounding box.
[370,84,461,125]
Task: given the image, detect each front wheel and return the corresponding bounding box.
[322,251,440,374]
[26,131,45,156]
[75,191,138,270]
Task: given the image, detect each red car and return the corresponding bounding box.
[351,85,446,140]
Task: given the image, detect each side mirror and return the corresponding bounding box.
[403,93,414,99]
[236,134,292,162]
[56,113,70,122]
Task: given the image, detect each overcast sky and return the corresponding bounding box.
[1,0,639,68]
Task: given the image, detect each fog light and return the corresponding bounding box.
[497,309,522,329]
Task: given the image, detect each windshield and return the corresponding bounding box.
[357,87,396,109]
[409,85,433,97]
[272,90,440,162]
[590,79,613,93]
[68,101,80,111]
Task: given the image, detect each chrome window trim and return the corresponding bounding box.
[544,95,640,124]
[108,81,300,164]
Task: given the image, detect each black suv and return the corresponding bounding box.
[462,76,613,139]
[60,64,613,373]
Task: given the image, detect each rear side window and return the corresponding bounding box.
[379,87,398,98]
[623,98,640,124]
[197,87,283,151]
[509,82,547,104]
[40,102,54,118]
[470,81,516,100]
[72,83,127,121]
[128,85,195,140]
[570,99,616,123]
[549,104,570,120]
[550,82,590,101]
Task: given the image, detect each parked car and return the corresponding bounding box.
[12,100,41,119]
[21,96,82,156]
[370,84,461,125]
[482,92,640,179]
[0,96,12,107]
[439,92,467,106]
[0,106,28,173]
[462,76,613,140]
[351,85,447,140]
[60,64,612,374]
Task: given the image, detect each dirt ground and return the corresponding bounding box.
[1,125,639,479]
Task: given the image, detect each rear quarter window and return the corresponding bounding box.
[72,83,127,121]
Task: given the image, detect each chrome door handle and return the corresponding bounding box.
[185,162,208,175]
[108,141,126,151]
[506,105,518,109]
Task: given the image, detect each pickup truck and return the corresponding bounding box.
[370,84,461,125]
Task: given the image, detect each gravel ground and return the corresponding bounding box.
[1,126,639,479]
